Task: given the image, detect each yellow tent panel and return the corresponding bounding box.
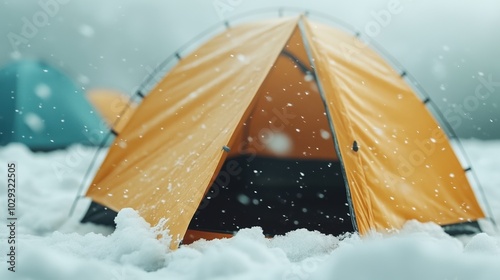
[303,20,484,233]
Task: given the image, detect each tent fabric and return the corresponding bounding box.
[85,16,485,249]
[302,20,485,234]
[86,18,300,248]
[0,60,106,150]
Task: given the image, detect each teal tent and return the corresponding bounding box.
[0,60,106,150]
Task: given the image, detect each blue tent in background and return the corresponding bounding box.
[0,60,106,150]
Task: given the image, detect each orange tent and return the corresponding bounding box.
[82,16,485,249]
[87,89,136,134]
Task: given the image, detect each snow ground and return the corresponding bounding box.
[0,140,499,280]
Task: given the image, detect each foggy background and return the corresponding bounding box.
[1,0,499,139]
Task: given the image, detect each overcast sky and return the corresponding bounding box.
[1,0,499,139]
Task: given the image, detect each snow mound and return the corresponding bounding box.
[313,224,500,280]
[46,209,169,271]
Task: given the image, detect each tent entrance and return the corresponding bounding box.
[188,26,354,236]
[188,156,353,236]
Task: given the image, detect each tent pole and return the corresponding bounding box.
[68,134,110,218]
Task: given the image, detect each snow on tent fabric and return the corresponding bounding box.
[0,60,106,150]
[82,16,485,249]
